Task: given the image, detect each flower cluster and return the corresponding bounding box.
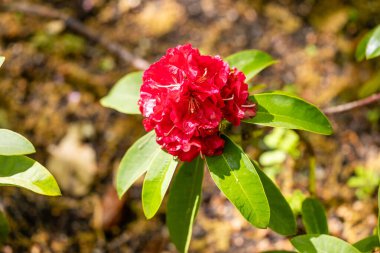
[138,44,256,161]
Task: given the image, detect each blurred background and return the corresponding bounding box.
[0,0,380,252]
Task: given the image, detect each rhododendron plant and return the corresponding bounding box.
[138,44,255,161]
[101,45,334,253]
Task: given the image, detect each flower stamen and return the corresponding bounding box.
[223,95,234,101]
[154,83,181,88]
[202,68,208,78]
[188,96,200,114]
[165,125,176,136]
[241,104,256,108]
[196,68,208,82]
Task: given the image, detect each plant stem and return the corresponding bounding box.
[323,93,380,114]
[309,156,316,197]
[4,2,149,70]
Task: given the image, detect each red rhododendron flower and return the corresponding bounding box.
[221,68,256,126]
[138,44,256,161]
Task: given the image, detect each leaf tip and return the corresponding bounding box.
[115,179,127,199]
[40,185,62,197]
[141,195,156,220]
[99,97,109,108]
[322,124,334,135]
[30,145,37,154]
[50,191,62,197]
[142,208,155,220]
[116,187,126,200]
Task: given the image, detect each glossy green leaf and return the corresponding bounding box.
[206,136,270,228]
[356,25,380,61]
[0,155,61,196]
[245,92,333,135]
[366,25,380,60]
[167,157,204,253]
[353,235,379,253]
[0,57,4,68]
[301,198,329,234]
[0,210,9,243]
[116,131,172,198]
[142,154,178,219]
[255,165,296,235]
[0,129,35,156]
[356,30,374,61]
[100,71,143,114]
[225,50,277,81]
[291,234,361,253]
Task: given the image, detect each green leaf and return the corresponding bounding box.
[291,234,361,253]
[259,150,287,166]
[301,198,329,234]
[0,57,4,68]
[255,165,296,235]
[225,50,277,81]
[353,235,380,253]
[0,210,9,243]
[356,30,374,61]
[245,92,333,135]
[142,154,178,219]
[0,129,35,156]
[358,71,380,98]
[206,136,270,228]
[167,157,204,253]
[116,131,171,198]
[263,128,300,155]
[100,71,143,114]
[0,155,61,196]
[366,25,380,60]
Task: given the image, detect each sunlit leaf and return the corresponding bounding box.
[100,71,143,114]
[366,25,380,60]
[356,25,380,61]
[245,92,333,135]
[225,50,277,81]
[167,157,204,253]
[206,136,270,228]
[356,30,374,61]
[259,150,287,166]
[301,198,329,234]
[0,155,61,196]
[263,128,300,155]
[142,154,178,219]
[0,57,4,68]
[116,131,172,198]
[287,190,307,216]
[255,165,296,235]
[291,234,361,253]
[0,129,35,156]
[353,235,380,253]
[0,210,9,243]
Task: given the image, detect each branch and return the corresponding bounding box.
[323,93,380,115]
[4,2,150,70]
